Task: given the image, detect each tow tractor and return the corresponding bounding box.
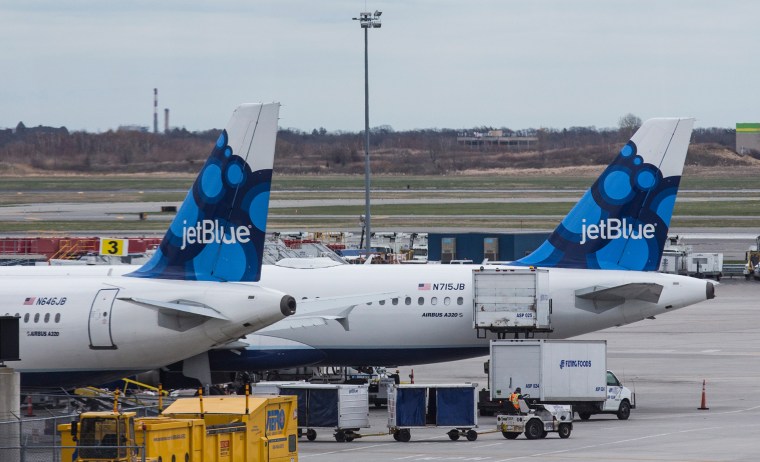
[496,398,573,440]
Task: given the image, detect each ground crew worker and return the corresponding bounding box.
[509,387,523,412]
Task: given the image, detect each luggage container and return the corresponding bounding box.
[387,383,478,442]
[278,383,369,442]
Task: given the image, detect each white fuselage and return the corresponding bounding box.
[1,263,713,376]
[244,264,711,362]
[0,267,291,388]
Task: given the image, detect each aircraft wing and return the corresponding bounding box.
[118,297,230,320]
[575,283,663,312]
[260,292,399,331]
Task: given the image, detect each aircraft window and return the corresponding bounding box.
[34,313,40,323]
[431,297,438,305]
[44,313,50,323]
[55,313,61,323]
[367,302,372,305]
[392,298,398,305]
[379,300,385,306]
[405,297,411,305]
[457,297,464,305]
[23,313,29,323]
[417,297,424,305]
[444,297,451,306]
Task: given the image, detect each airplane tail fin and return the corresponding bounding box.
[128,103,280,282]
[514,117,694,271]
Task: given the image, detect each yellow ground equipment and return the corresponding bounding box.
[59,395,298,462]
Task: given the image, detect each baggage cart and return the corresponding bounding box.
[388,383,478,442]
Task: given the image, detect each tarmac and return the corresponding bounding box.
[298,278,760,461]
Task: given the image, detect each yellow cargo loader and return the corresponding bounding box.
[59,394,298,462]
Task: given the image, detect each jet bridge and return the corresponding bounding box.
[473,268,551,337]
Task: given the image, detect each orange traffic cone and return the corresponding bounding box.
[698,379,709,410]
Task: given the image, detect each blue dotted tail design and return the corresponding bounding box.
[515,141,679,271]
[128,130,271,281]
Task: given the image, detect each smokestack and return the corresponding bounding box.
[153,88,158,134]
[164,108,169,134]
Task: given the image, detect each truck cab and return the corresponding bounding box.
[577,371,635,420]
[62,412,137,462]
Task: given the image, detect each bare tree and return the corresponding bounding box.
[618,113,642,139]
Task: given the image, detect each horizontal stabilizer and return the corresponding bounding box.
[260,292,398,331]
[213,340,250,350]
[119,297,230,320]
[297,292,397,313]
[574,282,663,313]
[576,283,663,303]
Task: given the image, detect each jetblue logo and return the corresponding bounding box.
[180,219,252,250]
[559,359,592,369]
[579,218,655,245]
[266,409,285,432]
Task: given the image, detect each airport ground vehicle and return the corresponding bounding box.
[483,340,635,420]
[59,395,298,462]
[496,401,573,439]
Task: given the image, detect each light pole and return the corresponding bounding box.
[353,10,381,258]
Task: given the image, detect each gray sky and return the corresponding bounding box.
[2,0,758,132]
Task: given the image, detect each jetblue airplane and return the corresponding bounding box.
[1,103,298,388]
[193,117,717,376]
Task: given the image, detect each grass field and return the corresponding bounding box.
[1,174,758,233]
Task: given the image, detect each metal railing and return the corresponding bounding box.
[0,404,159,462]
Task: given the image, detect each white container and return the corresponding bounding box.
[489,339,607,402]
[278,383,369,430]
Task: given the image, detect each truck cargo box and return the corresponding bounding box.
[489,340,607,402]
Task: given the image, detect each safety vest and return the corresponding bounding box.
[509,392,520,409]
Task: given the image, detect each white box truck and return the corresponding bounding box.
[488,339,635,420]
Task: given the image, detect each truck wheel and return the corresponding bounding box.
[502,432,520,439]
[399,429,411,442]
[466,430,478,441]
[306,429,317,441]
[334,430,346,442]
[524,419,543,440]
[617,401,631,420]
[577,412,592,421]
[448,430,460,440]
[558,423,571,439]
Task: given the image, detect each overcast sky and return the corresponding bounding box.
[2,0,758,132]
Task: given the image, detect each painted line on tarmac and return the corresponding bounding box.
[492,422,760,461]
[299,442,390,458]
[621,402,760,422]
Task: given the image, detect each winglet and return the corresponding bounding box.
[128,103,280,281]
[515,118,694,271]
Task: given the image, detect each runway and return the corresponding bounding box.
[298,279,760,461]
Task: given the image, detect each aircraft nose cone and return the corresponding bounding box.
[706,281,715,300]
[280,295,297,316]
